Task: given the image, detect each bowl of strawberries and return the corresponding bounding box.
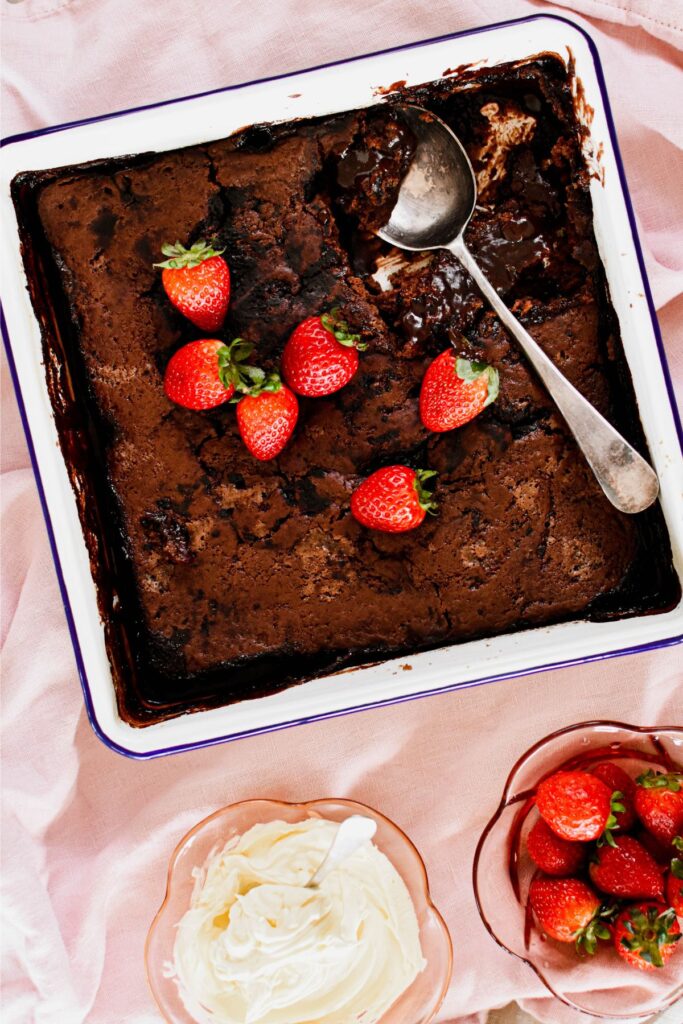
[473,721,683,1019]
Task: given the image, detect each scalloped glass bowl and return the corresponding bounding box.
[473,721,683,1019]
[146,798,452,1024]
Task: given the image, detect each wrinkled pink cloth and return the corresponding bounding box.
[1,2,682,1022]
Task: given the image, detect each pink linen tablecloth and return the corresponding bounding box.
[1,2,682,1022]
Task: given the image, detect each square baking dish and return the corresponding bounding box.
[2,14,682,758]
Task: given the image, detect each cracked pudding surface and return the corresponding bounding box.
[11,55,679,725]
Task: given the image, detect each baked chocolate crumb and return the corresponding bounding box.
[11,55,679,726]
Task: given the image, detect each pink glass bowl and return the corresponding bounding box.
[473,721,683,1019]
[146,797,452,1024]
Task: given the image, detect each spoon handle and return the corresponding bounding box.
[449,238,659,514]
[307,815,377,888]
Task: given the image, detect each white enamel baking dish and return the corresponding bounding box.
[2,14,682,758]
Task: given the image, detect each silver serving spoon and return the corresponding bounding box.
[306,815,377,888]
[377,105,659,515]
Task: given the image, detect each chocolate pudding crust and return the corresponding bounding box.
[12,55,679,725]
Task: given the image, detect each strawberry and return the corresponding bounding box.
[235,375,298,461]
[419,351,499,433]
[591,762,637,831]
[526,818,587,876]
[154,240,230,331]
[163,338,264,411]
[666,837,683,916]
[634,771,683,847]
[351,466,437,533]
[667,872,683,917]
[282,308,367,397]
[635,827,672,867]
[613,902,681,971]
[536,770,618,843]
[528,877,612,953]
[589,835,664,899]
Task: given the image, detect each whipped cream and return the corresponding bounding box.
[171,817,426,1024]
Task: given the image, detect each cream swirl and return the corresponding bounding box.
[171,818,425,1024]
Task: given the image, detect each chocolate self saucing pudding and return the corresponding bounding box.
[12,55,679,725]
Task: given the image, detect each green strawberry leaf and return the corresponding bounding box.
[455,357,486,382]
[215,338,272,395]
[232,372,283,401]
[574,903,616,956]
[154,238,225,269]
[320,308,366,350]
[619,905,680,968]
[413,469,439,515]
[598,791,627,847]
[454,358,500,407]
[483,366,500,408]
[636,770,683,792]
[243,366,266,384]
[598,816,619,848]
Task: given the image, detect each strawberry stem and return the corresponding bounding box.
[215,338,268,395]
[636,770,682,792]
[413,469,438,515]
[598,790,626,848]
[575,903,617,956]
[619,906,680,968]
[230,371,283,403]
[320,308,367,351]
[154,239,225,270]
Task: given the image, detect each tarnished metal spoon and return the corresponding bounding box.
[377,105,659,514]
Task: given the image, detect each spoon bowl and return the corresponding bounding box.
[378,106,475,251]
[306,813,377,887]
[377,105,659,515]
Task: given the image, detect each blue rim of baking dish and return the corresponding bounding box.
[2,13,682,759]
